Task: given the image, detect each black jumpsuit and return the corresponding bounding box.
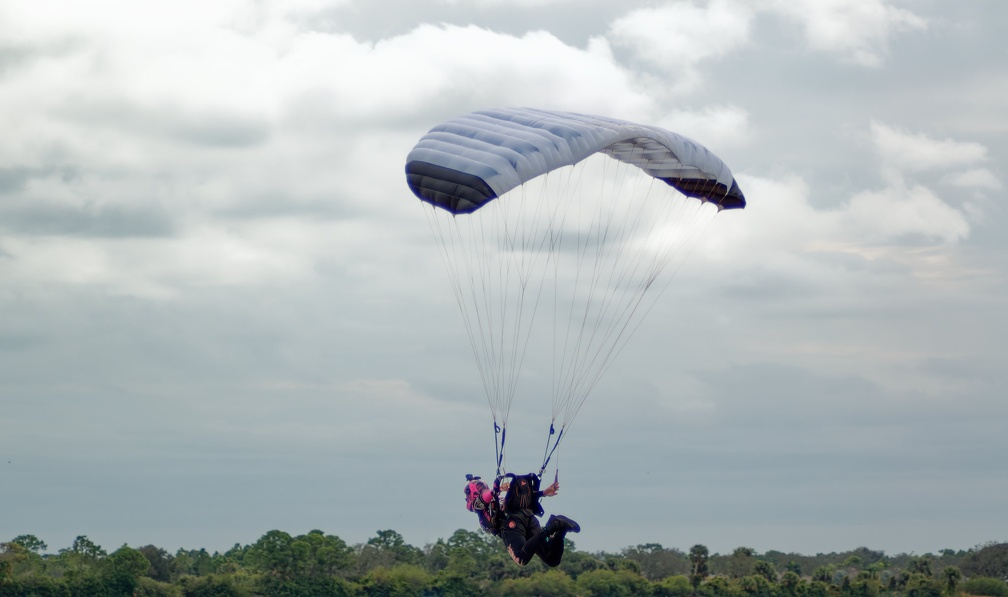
[473,478,568,567]
[499,508,565,567]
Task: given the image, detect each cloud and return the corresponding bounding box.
[608,0,754,93]
[765,0,926,67]
[870,121,988,173]
[698,147,971,305]
[864,122,995,230]
[942,168,1002,190]
[657,104,752,150]
[843,183,970,245]
[0,8,671,303]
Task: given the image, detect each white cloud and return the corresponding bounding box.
[0,11,665,301]
[942,168,1002,190]
[843,183,970,245]
[700,170,969,295]
[765,0,926,67]
[608,0,754,93]
[657,104,752,150]
[870,121,988,173]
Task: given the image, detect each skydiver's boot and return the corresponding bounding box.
[545,514,581,535]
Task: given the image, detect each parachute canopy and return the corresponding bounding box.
[405,108,745,476]
[405,107,745,214]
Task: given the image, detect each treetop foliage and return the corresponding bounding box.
[2,531,1006,597]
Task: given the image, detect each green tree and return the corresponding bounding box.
[909,556,934,577]
[962,544,1008,582]
[780,570,804,597]
[58,534,106,574]
[362,564,432,597]
[245,530,296,580]
[905,573,943,597]
[575,568,650,597]
[134,576,181,597]
[698,575,743,597]
[10,535,47,554]
[622,543,690,580]
[843,576,880,597]
[0,541,44,577]
[434,555,481,597]
[806,580,833,597]
[866,562,886,581]
[813,564,837,584]
[603,555,641,574]
[557,543,601,581]
[959,577,1008,597]
[725,547,757,579]
[290,530,353,578]
[179,574,252,597]
[138,545,174,582]
[497,569,578,597]
[942,566,961,595]
[358,530,423,573]
[103,545,154,596]
[423,539,449,574]
[655,574,693,597]
[739,574,775,597]
[690,544,710,588]
[753,560,778,583]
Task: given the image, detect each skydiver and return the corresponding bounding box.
[464,472,580,567]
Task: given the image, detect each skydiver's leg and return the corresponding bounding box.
[536,533,565,567]
[501,527,542,566]
[501,513,548,566]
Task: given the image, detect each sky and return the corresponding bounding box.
[1,0,1006,558]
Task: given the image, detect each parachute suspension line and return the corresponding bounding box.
[463,210,507,423]
[552,153,649,433]
[551,171,595,426]
[564,165,681,421]
[567,154,684,409]
[579,172,719,409]
[501,177,556,427]
[423,205,496,418]
[548,161,587,423]
[565,154,650,404]
[550,155,607,434]
[422,201,515,431]
[546,148,722,437]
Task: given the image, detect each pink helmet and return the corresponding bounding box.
[464,476,492,512]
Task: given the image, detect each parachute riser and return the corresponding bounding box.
[538,424,564,478]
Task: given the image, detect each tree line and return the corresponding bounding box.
[2,530,1006,597]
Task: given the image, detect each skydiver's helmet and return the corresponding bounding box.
[464,475,492,512]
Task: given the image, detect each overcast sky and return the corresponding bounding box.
[1,0,1005,558]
